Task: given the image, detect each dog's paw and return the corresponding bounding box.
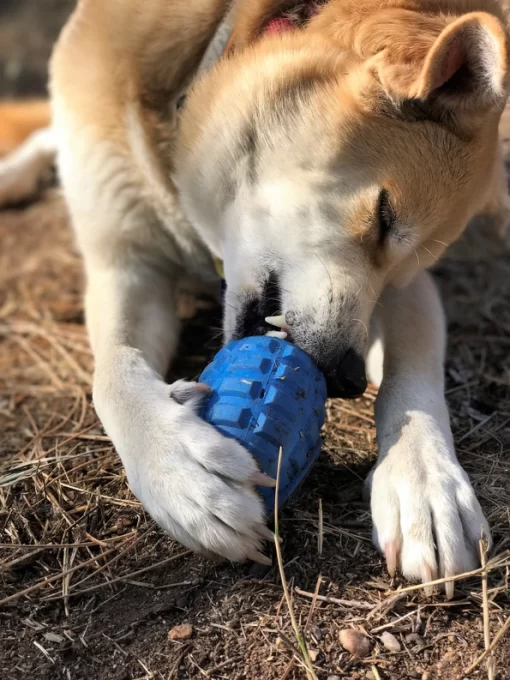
[105,379,275,564]
[366,412,490,596]
[0,128,55,207]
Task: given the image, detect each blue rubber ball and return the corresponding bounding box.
[199,336,327,514]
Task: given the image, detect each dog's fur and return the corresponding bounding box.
[1,0,509,590]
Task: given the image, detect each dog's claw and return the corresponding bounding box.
[250,471,277,488]
[247,549,272,566]
[421,563,437,597]
[444,572,455,600]
[255,523,278,542]
[384,541,398,577]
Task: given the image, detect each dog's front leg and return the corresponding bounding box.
[366,272,490,595]
[85,258,272,563]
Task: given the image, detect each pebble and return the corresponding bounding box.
[380,631,401,652]
[308,648,320,662]
[313,625,323,641]
[406,632,425,650]
[338,629,372,658]
[168,623,193,640]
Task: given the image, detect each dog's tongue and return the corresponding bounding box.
[264,17,295,34]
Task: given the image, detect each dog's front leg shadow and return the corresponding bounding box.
[365,272,490,597]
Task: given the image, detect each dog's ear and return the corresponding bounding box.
[365,10,509,111]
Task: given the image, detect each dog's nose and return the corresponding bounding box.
[324,349,367,399]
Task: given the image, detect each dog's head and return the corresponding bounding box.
[175,0,510,397]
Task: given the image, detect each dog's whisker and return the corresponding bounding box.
[420,244,438,261]
[352,318,369,338]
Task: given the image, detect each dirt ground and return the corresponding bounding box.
[0,2,509,679]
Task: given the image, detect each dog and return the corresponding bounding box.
[1,0,509,594]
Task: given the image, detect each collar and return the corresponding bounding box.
[263,0,329,36]
[196,0,329,76]
[195,1,329,283]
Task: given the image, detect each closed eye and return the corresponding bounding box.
[377,188,396,243]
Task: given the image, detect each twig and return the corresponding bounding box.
[295,588,373,610]
[167,644,191,680]
[371,665,382,680]
[0,539,133,607]
[280,575,323,680]
[204,655,243,677]
[388,551,510,595]
[0,535,136,549]
[464,617,510,676]
[274,447,317,680]
[318,498,323,557]
[41,550,192,600]
[480,539,494,680]
[0,548,44,571]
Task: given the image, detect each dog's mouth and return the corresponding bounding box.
[232,272,293,342]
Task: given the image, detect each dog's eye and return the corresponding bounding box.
[377,188,396,242]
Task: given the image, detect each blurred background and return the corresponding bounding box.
[0,0,73,98]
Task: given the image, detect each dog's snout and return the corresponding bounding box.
[323,348,367,399]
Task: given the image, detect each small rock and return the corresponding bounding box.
[308,648,320,662]
[406,633,425,650]
[312,625,323,641]
[327,676,340,680]
[43,632,64,643]
[168,623,193,640]
[422,673,431,680]
[380,631,401,652]
[338,629,372,658]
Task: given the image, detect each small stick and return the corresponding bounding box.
[42,550,192,600]
[371,666,382,680]
[388,552,510,595]
[318,499,323,557]
[0,540,128,607]
[480,539,494,680]
[464,617,510,676]
[274,447,317,680]
[295,588,373,610]
[0,534,136,549]
[204,655,243,677]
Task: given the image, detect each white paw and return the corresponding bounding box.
[0,128,55,207]
[96,378,275,564]
[367,411,490,595]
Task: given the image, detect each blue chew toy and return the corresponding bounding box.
[199,336,327,514]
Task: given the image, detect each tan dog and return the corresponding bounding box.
[1,0,509,594]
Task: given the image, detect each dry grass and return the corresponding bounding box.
[0,181,509,679]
